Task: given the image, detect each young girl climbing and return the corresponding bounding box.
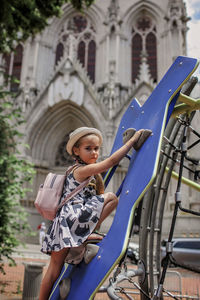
[39,126,147,299]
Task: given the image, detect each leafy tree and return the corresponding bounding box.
[0,87,35,273]
[0,0,94,53]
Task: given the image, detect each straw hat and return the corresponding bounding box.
[66,127,103,155]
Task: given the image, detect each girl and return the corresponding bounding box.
[39,126,145,299]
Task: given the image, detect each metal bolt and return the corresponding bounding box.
[141,111,144,114]
[126,190,129,194]
[122,126,125,129]
[131,105,134,109]
[168,89,172,93]
[179,61,183,65]
[97,255,101,260]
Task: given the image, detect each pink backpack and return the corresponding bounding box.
[34,165,91,220]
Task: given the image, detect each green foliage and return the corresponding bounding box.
[0,85,35,274]
[16,280,22,295]
[0,0,95,53]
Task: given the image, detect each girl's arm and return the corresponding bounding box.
[74,129,144,182]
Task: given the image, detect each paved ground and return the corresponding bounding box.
[0,243,200,300]
[0,244,48,300]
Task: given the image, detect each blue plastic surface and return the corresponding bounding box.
[49,56,198,300]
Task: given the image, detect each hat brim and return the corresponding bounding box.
[66,127,103,155]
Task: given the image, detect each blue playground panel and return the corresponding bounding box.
[49,56,199,300]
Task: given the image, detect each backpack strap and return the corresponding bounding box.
[57,164,91,211]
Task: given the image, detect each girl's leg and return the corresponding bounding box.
[96,192,118,230]
[39,248,69,300]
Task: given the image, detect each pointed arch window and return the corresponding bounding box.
[55,15,96,83]
[55,42,64,65]
[131,16,157,83]
[146,32,157,82]
[132,33,142,84]
[77,41,86,67]
[3,44,23,92]
[87,40,96,83]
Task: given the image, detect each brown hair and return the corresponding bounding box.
[95,173,104,194]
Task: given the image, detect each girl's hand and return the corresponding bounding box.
[129,129,152,151]
[129,129,144,145]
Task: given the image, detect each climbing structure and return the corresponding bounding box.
[49,56,199,300]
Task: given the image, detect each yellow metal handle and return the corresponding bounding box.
[172,93,200,117]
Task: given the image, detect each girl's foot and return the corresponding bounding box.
[87,232,104,241]
[87,229,106,241]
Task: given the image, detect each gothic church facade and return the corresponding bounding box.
[2,0,200,241]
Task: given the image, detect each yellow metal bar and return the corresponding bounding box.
[165,167,200,192]
[171,92,200,117]
[172,100,200,117]
[178,93,200,106]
